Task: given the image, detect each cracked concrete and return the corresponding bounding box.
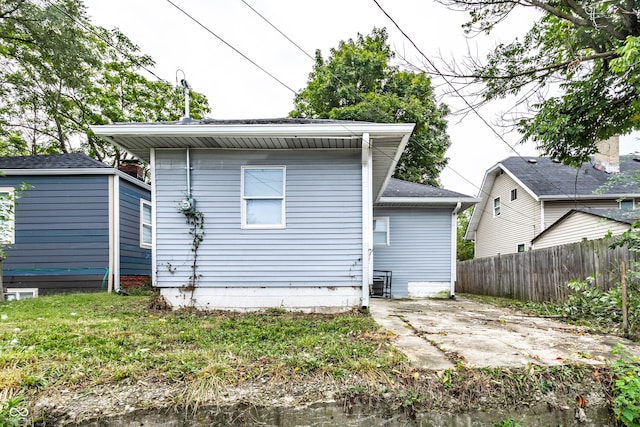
[370,296,640,370]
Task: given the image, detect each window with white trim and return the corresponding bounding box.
[373,217,390,246]
[4,288,38,301]
[510,188,518,201]
[241,166,285,228]
[620,199,635,210]
[493,197,501,217]
[0,187,15,244]
[517,244,525,253]
[140,199,152,248]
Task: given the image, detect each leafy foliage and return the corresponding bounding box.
[436,0,640,166]
[457,208,474,261]
[291,28,450,186]
[0,0,210,164]
[610,346,640,426]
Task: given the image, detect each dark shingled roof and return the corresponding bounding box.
[501,155,640,196]
[381,178,474,198]
[0,153,110,170]
[574,207,640,225]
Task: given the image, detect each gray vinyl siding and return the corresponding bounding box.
[0,175,110,293]
[154,149,362,288]
[119,178,152,275]
[475,173,540,258]
[372,207,452,297]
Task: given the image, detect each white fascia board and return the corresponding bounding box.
[91,122,416,138]
[538,193,640,201]
[375,130,413,202]
[464,165,497,239]
[1,168,150,191]
[377,197,480,205]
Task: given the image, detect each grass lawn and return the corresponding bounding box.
[0,293,405,396]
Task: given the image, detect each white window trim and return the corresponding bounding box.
[0,187,15,244]
[493,197,501,217]
[4,288,38,300]
[140,199,152,249]
[373,216,390,246]
[510,188,518,201]
[619,199,635,210]
[241,166,286,229]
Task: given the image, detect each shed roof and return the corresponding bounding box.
[0,153,150,190]
[0,153,111,169]
[375,178,479,210]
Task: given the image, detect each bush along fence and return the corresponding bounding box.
[456,237,636,303]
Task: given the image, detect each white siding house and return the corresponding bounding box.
[532,208,639,249]
[466,140,640,258]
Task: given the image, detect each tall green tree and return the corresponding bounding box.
[0,0,210,164]
[457,208,474,261]
[291,28,450,186]
[437,0,640,166]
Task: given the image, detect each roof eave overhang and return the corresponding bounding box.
[376,197,480,211]
[0,168,150,190]
[91,122,415,140]
[538,193,640,201]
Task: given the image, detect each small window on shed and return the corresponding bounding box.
[620,199,634,210]
[517,244,525,253]
[493,197,501,217]
[510,188,518,201]
[140,200,152,248]
[373,217,389,246]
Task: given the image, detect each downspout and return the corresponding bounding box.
[361,133,372,308]
[450,202,462,297]
[113,174,121,292]
[150,148,157,288]
[186,146,191,199]
[107,175,114,293]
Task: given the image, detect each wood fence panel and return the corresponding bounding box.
[456,237,636,303]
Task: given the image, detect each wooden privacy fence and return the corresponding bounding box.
[456,238,636,303]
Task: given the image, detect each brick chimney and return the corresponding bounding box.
[119,159,144,180]
[594,136,620,174]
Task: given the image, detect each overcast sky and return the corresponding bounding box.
[83,0,638,196]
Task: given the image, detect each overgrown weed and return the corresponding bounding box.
[0,293,404,399]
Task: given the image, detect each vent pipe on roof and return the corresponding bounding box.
[176,69,190,121]
[181,78,190,119]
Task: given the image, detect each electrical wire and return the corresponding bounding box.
[237,0,537,222]
[165,0,298,95]
[371,0,581,203]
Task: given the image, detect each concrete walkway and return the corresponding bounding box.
[370,296,640,370]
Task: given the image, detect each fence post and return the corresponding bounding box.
[621,261,629,339]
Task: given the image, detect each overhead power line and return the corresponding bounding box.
[371,0,579,202]
[165,0,298,95]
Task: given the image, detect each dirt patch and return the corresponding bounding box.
[29,366,612,426]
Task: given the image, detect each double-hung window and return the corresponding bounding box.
[373,217,390,246]
[242,166,286,229]
[0,187,15,244]
[493,197,501,217]
[140,199,152,248]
